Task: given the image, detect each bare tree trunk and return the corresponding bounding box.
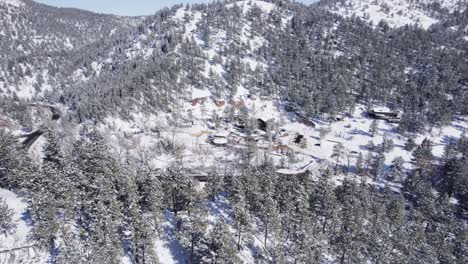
[237,228,242,252]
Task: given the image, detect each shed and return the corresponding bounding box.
[191,97,208,106]
[214,100,226,107]
[257,118,267,132]
[294,134,304,144]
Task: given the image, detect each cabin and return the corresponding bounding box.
[247,94,257,100]
[257,118,267,132]
[368,110,401,123]
[211,131,230,146]
[0,118,11,129]
[335,115,345,122]
[214,100,225,107]
[213,137,229,146]
[191,97,208,106]
[230,99,245,108]
[276,168,310,177]
[273,144,291,154]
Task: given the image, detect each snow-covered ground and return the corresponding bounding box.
[96,95,468,262]
[6,95,467,263]
[102,95,468,181]
[0,189,47,264]
[326,0,448,29]
[226,0,277,14]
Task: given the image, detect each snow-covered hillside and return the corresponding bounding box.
[0,0,23,8]
[0,0,142,98]
[0,189,48,263]
[1,0,468,262]
[97,94,468,263]
[321,0,468,29]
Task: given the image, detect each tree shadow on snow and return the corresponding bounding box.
[348,128,371,137]
[207,192,232,225]
[162,211,188,264]
[442,135,458,145]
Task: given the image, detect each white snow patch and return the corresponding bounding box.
[64,37,74,49]
[329,0,441,29]
[192,88,212,99]
[227,0,276,15]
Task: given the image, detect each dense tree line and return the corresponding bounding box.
[1,127,467,263]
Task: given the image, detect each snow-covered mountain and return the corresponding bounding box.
[0,0,140,57]
[1,1,468,264]
[0,0,142,97]
[0,0,23,7]
[319,0,468,29]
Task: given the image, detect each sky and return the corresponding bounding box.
[34,0,317,16]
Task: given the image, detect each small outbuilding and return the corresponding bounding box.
[368,110,401,123]
[257,118,267,132]
[211,131,230,146]
[294,134,305,144]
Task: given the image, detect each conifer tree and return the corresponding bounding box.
[388,156,405,182]
[369,120,378,137]
[202,221,240,264]
[0,198,15,236]
[232,193,251,252]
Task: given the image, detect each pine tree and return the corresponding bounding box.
[161,166,198,217]
[371,150,385,180]
[202,221,240,264]
[384,191,407,263]
[412,138,434,179]
[259,193,279,248]
[331,143,345,172]
[121,170,159,264]
[69,130,124,262]
[0,129,31,188]
[332,180,368,264]
[55,226,88,264]
[290,215,324,264]
[0,198,15,236]
[27,131,70,252]
[310,169,339,235]
[231,191,251,252]
[355,152,364,175]
[29,190,59,251]
[405,137,417,151]
[369,120,378,137]
[180,203,208,263]
[206,170,224,202]
[388,156,405,182]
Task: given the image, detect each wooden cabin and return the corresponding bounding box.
[191,97,208,106]
[295,112,317,128]
[368,110,401,123]
[214,100,226,107]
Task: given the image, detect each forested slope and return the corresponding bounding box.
[0,0,467,263]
